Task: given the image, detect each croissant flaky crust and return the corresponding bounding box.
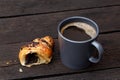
[19,36,54,67]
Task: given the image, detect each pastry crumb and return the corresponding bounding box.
[6,62,10,64]
[19,68,23,72]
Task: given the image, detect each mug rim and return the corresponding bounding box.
[58,16,99,43]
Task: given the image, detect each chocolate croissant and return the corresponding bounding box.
[19,36,54,67]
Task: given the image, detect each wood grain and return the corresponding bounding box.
[0,6,119,45]
[0,0,119,80]
[0,0,120,17]
[0,33,119,79]
[35,68,120,80]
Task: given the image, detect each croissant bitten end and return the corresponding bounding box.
[19,36,54,67]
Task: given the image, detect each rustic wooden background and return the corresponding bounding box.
[0,0,120,80]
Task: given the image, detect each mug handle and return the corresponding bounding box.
[89,41,104,63]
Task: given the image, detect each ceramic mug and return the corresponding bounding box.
[58,16,104,69]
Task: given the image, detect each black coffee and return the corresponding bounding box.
[62,26,91,41]
[61,22,96,41]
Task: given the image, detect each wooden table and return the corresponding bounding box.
[0,0,120,80]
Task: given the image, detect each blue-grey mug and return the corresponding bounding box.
[58,16,104,69]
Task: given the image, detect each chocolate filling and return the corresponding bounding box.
[25,53,39,65]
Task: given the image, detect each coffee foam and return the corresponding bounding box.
[61,22,97,38]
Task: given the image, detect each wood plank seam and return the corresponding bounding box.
[2,31,119,45]
[0,5,119,19]
[11,67,120,80]
[100,30,120,34]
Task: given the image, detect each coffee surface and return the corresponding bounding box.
[61,22,96,41]
[62,26,91,41]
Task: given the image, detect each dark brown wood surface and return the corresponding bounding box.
[0,6,119,45]
[0,0,120,17]
[0,33,119,80]
[35,68,120,80]
[0,0,120,80]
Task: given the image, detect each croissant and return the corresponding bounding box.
[19,36,54,67]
